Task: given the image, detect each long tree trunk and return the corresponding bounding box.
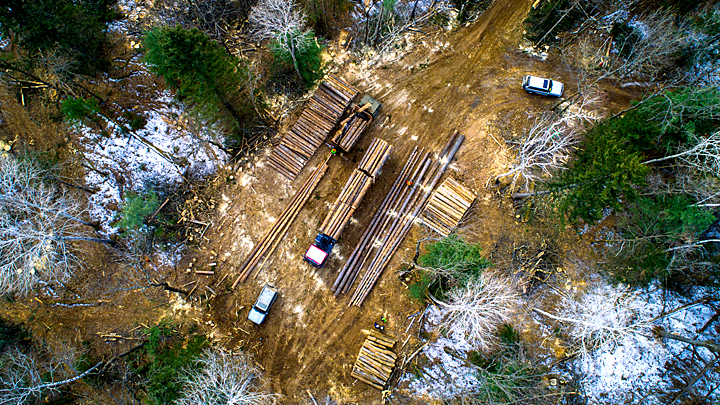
[288,34,303,82]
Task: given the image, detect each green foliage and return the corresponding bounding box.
[612,194,715,286]
[408,235,491,301]
[629,194,715,239]
[131,321,210,405]
[523,0,595,46]
[61,98,100,124]
[406,271,433,302]
[117,191,159,230]
[143,26,258,131]
[552,112,652,222]
[0,0,122,74]
[638,87,720,140]
[270,31,325,88]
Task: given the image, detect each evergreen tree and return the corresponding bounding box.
[0,0,121,74]
[143,26,256,130]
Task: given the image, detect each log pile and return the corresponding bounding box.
[351,333,397,389]
[267,76,358,180]
[232,155,331,287]
[421,177,475,236]
[331,132,465,305]
[330,103,373,152]
[318,138,392,240]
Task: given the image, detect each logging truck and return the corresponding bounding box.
[304,137,393,268]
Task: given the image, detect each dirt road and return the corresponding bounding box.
[200,0,568,402]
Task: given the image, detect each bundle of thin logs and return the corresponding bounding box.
[351,333,398,390]
[231,155,331,287]
[330,103,372,152]
[331,132,465,305]
[318,138,392,240]
[421,177,476,237]
[267,75,358,180]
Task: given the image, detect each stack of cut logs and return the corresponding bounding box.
[232,155,331,287]
[330,103,373,152]
[331,132,465,305]
[318,138,392,241]
[421,177,476,236]
[351,333,397,389]
[267,75,358,180]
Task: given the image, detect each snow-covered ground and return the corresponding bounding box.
[402,305,481,399]
[577,284,719,404]
[73,92,227,234]
[401,283,720,404]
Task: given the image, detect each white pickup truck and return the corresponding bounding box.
[248,284,278,325]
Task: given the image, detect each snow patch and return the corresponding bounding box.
[78,93,227,234]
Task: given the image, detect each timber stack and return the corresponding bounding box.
[330,94,381,152]
[351,333,397,389]
[421,177,475,236]
[267,75,358,180]
[318,138,392,240]
[232,155,331,287]
[331,132,465,305]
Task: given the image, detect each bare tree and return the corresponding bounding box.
[644,131,720,176]
[0,156,112,296]
[249,0,310,80]
[175,349,279,405]
[494,94,602,191]
[585,10,687,84]
[532,283,653,360]
[0,347,102,404]
[434,273,521,350]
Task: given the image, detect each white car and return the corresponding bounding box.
[248,284,278,325]
[522,75,564,97]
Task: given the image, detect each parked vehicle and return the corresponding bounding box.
[248,284,278,325]
[521,75,564,97]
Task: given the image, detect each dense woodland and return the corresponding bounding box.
[0,0,719,404]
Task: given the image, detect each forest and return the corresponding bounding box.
[0,0,719,404]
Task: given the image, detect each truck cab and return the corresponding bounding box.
[303,233,336,268]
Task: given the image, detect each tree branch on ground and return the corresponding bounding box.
[494,93,602,191]
[175,349,280,405]
[0,155,114,296]
[434,273,521,350]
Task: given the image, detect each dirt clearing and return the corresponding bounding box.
[180,0,622,402]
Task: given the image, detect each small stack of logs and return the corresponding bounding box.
[267,76,358,180]
[421,177,476,236]
[331,132,465,305]
[351,333,397,389]
[318,138,392,241]
[330,103,373,152]
[232,155,331,287]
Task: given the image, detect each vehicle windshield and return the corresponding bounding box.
[256,288,275,311]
